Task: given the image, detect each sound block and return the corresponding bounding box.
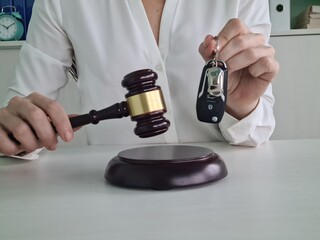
[105,145,227,190]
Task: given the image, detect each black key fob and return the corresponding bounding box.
[196,59,228,123]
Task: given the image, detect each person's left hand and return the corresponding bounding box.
[198,18,279,120]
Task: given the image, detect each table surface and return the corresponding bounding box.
[1,139,320,240]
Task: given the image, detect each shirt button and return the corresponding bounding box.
[155,64,163,71]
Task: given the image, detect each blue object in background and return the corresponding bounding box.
[0,0,35,40]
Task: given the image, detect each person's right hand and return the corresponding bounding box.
[0,92,74,156]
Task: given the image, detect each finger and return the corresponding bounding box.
[199,35,217,62]
[217,18,251,53]
[27,93,74,143]
[0,126,25,156]
[0,110,40,154]
[9,118,44,152]
[227,45,276,74]
[199,19,253,62]
[218,33,266,63]
[248,56,280,82]
[7,95,59,150]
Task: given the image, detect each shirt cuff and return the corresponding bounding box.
[0,148,45,160]
[219,100,273,146]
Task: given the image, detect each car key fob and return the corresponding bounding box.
[196,59,228,123]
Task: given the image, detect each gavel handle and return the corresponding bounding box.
[70,102,129,128]
[8,101,129,144]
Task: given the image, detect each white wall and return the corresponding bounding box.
[0,47,20,105]
[269,33,320,140]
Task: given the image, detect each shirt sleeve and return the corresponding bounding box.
[219,85,275,146]
[218,0,276,146]
[3,0,73,106]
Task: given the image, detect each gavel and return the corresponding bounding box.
[70,69,170,138]
[9,69,170,144]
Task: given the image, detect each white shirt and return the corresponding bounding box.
[5,0,275,146]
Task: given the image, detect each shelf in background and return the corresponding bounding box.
[1,29,319,47]
[271,28,320,37]
[0,41,24,50]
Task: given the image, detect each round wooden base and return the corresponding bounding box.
[105,145,227,190]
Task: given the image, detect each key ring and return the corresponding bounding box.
[213,36,220,60]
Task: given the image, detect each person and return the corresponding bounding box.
[0,0,279,157]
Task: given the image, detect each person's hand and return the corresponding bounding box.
[198,18,279,120]
[0,92,74,156]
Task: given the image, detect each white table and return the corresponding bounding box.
[1,139,320,240]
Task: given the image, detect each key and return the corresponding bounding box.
[196,59,228,123]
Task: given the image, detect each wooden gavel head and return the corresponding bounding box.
[121,69,170,138]
[66,69,170,139]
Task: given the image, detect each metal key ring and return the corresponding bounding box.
[212,36,220,67]
[213,36,220,60]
